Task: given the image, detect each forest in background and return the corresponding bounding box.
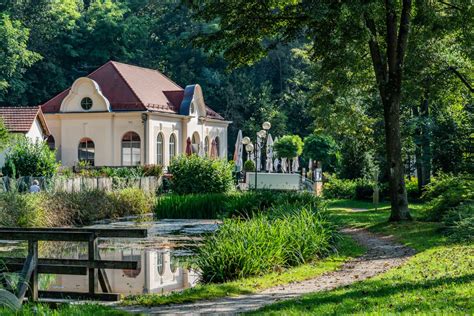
[0,0,472,182]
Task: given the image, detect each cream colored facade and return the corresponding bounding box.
[45,77,229,168]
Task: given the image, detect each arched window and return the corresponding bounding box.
[169,134,176,161]
[47,135,55,151]
[78,138,95,166]
[157,252,164,276]
[204,136,209,156]
[215,136,220,158]
[156,133,164,165]
[191,132,200,154]
[122,132,141,166]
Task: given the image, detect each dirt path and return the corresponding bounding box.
[118,228,415,315]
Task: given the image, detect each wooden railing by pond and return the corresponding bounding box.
[0,227,148,302]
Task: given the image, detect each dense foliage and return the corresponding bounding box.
[196,206,335,283]
[442,203,473,242]
[2,137,58,177]
[422,174,473,221]
[273,135,303,159]
[0,119,9,151]
[303,134,340,172]
[168,155,234,194]
[322,175,357,200]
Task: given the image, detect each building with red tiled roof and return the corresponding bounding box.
[41,61,230,167]
[0,106,50,137]
[0,106,51,167]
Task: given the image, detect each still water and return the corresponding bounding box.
[0,219,219,296]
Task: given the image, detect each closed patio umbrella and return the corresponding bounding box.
[281,157,287,173]
[292,157,300,173]
[233,130,243,172]
[185,137,192,156]
[256,137,262,171]
[210,139,217,158]
[266,134,274,172]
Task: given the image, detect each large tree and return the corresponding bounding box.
[187,0,471,221]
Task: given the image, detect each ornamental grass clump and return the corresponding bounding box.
[155,193,230,219]
[196,206,336,283]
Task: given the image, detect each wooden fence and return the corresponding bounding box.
[0,176,162,193]
[0,227,148,302]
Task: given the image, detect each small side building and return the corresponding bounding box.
[0,106,50,167]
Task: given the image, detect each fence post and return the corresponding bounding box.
[88,233,98,294]
[28,241,38,301]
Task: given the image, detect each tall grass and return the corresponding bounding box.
[195,205,336,283]
[0,187,154,227]
[155,190,324,219]
[155,193,230,219]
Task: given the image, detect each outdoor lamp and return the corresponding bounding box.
[259,130,267,139]
[262,121,271,130]
[245,143,254,152]
[242,136,251,145]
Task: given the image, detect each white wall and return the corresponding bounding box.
[0,118,47,168]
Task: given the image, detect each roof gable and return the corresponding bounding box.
[0,106,50,135]
[41,61,225,120]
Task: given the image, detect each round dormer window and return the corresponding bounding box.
[81,97,93,110]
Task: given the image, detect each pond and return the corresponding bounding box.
[0,219,220,296]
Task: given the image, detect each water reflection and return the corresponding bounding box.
[48,247,200,295]
[0,219,219,296]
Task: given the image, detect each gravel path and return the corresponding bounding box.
[118,228,415,315]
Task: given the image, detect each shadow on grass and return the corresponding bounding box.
[254,273,474,314]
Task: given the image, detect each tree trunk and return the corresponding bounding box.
[366,0,413,221]
[383,92,411,221]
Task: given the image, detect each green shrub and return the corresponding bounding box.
[442,202,474,242]
[109,187,153,218]
[2,137,58,177]
[405,176,421,200]
[195,206,335,283]
[323,175,356,199]
[422,174,473,221]
[243,160,255,172]
[273,135,304,159]
[354,179,374,200]
[168,155,234,194]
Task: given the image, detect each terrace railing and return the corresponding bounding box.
[0,227,147,302]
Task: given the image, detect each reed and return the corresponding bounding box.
[154,190,324,219]
[195,205,336,283]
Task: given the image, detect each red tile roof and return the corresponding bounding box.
[41,61,224,120]
[0,106,50,135]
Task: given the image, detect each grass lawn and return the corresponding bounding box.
[122,236,366,307]
[252,200,474,315]
[0,303,129,316]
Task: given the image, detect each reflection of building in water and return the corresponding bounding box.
[48,248,198,295]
